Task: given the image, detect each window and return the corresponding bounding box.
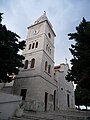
[50,49,51,54]
[32,43,35,49]
[24,60,28,69]
[48,46,50,52]
[46,45,48,50]
[30,58,35,68]
[35,42,38,48]
[48,65,51,74]
[48,33,51,38]
[46,44,51,55]
[29,44,31,50]
[54,73,56,79]
[61,88,63,91]
[45,61,47,71]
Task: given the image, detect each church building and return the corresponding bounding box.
[13,12,75,112]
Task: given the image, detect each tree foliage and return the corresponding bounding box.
[75,85,90,109]
[66,18,90,90]
[0,13,26,83]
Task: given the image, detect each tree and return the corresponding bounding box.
[75,85,83,109]
[66,18,90,91]
[0,13,26,83]
[75,85,90,110]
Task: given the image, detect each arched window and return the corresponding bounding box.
[45,61,47,71]
[29,44,31,50]
[48,33,51,38]
[50,48,51,54]
[32,43,35,49]
[35,42,38,48]
[30,58,35,68]
[24,60,28,69]
[48,46,50,52]
[54,73,56,79]
[48,65,51,74]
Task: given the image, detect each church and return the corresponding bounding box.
[13,12,75,112]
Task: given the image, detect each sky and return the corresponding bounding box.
[0,0,90,66]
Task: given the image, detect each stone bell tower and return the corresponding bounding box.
[13,12,57,111]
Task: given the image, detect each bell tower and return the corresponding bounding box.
[23,11,56,77]
[13,12,56,111]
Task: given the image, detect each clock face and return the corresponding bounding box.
[33,29,39,35]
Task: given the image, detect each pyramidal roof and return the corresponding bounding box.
[35,11,47,23]
[28,12,56,36]
[34,11,53,28]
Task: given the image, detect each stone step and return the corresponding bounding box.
[24,110,90,118]
[23,114,85,120]
[50,110,90,117]
[9,115,88,120]
[9,110,90,120]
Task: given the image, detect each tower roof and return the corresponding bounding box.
[35,11,47,23]
[28,11,56,36]
[34,11,53,28]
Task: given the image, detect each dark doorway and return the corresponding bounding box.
[20,89,27,100]
[67,94,70,107]
[44,92,48,111]
[54,90,56,110]
[24,60,28,69]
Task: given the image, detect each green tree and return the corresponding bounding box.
[66,18,90,91]
[0,13,26,83]
[75,85,90,110]
[75,85,83,109]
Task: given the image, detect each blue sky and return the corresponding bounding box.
[0,0,90,66]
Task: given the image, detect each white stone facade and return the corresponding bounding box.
[54,64,75,110]
[13,13,75,112]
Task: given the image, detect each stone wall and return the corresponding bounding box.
[0,92,22,120]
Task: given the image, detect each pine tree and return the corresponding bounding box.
[75,85,90,110]
[0,13,26,83]
[66,18,90,90]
